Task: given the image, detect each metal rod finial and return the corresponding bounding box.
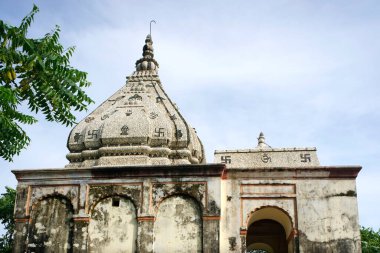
[150,20,156,36]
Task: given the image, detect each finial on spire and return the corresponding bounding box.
[257,132,270,148]
[135,32,159,72]
[150,20,156,36]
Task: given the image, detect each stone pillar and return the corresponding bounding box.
[286,227,298,253]
[294,232,300,253]
[203,217,220,253]
[12,185,30,253]
[72,215,89,253]
[220,178,241,252]
[12,218,29,253]
[137,217,154,253]
[240,230,247,253]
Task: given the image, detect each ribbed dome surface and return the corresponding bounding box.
[66,35,205,168]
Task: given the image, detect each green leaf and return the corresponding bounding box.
[361,226,380,252]
[0,4,93,161]
[0,187,16,252]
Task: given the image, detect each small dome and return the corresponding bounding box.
[66,35,205,168]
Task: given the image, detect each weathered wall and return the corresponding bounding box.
[12,165,223,253]
[27,197,73,253]
[153,195,202,252]
[220,179,296,252]
[12,164,360,253]
[220,178,241,252]
[220,175,361,253]
[297,179,361,253]
[88,197,137,252]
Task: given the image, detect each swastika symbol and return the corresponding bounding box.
[154,128,165,137]
[221,156,231,164]
[87,130,99,139]
[300,154,311,163]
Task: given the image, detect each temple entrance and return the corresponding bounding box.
[246,207,294,253]
[246,220,287,253]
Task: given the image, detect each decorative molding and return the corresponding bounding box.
[137,216,155,222]
[203,216,221,221]
[240,229,247,236]
[25,184,80,216]
[287,228,298,243]
[240,197,297,228]
[85,182,144,215]
[149,181,208,214]
[14,218,29,223]
[73,217,90,222]
[12,164,225,182]
[221,166,361,180]
[240,183,296,196]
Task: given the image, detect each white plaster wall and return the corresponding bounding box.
[153,195,202,253]
[88,197,137,253]
[220,177,361,253]
[207,177,222,211]
[220,179,241,252]
[297,179,361,244]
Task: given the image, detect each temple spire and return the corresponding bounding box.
[135,34,159,71]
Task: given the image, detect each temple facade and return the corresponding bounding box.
[12,35,361,253]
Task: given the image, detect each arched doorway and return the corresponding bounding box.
[247,220,286,253]
[88,196,137,252]
[246,207,294,253]
[153,195,202,253]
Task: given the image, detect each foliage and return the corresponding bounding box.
[361,226,380,253]
[0,5,93,161]
[0,187,16,253]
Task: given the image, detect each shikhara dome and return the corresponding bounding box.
[66,35,205,167]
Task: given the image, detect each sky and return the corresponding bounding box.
[1,0,380,232]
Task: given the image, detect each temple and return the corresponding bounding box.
[12,35,361,253]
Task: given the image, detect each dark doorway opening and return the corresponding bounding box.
[246,219,287,253]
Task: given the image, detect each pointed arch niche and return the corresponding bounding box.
[28,196,74,253]
[153,195,202,253]
[87,196,137,252]
[246,207,295,253]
